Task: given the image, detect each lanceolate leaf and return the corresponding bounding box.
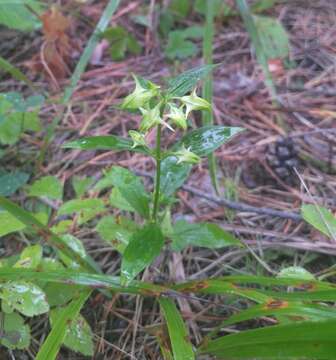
[178,126,244,157]
[167,64,216,97]
[159,297,195,360]
[199,319,336,359]
[62,135,150,154]
[121,224,164,285]
[171,220,241,251]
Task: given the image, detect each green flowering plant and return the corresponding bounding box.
[63,65,244,285]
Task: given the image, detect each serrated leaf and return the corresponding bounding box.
[0,171,29,196]
[167,64,216,97]
[28,176,63,200]
[178,126,244,157]
[0,281,49,317]
[1,312,30,350]
[121,224,164,285]
[159,297,195,360]
[50,309,94,356]
[302,204,336,239]
[171,220,241,251]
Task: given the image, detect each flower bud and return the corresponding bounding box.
[180,89,211,117]
[174,145,200,165]
[166,103,188,130]
[128,130,147,148]
[121,74,159,110]
[139,103,162,133]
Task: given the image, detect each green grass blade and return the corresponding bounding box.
[199,319,336,359]
[36,290,91,360]
[0,196,101,273]
[202,0,219,194]
[159,297,195,360]
[0,268,167,295]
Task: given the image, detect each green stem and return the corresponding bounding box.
[152,124,162,222]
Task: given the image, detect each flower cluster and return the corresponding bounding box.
[121,74,211,164]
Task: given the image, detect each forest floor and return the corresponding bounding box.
[1,0,336,359]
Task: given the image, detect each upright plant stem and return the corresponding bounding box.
[202,0,219,194]
[152,124,162,222]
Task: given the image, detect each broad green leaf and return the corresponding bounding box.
[159,297,195,360]
[63,135,149,154]
[0,281,49,317]
[0,211,25,237]
[0,196,101,273]
[121,224,164,285]
[167,64,216,97]
[104,166,150,219]
[160,156,191,197]
[22,111,41,131]
[109,187,135,212]
[28,176,63,200]
[171,220,241,251]
[57,198,105,216]
[253,14,289,60]
[0,312,30,350]
[96,215,137,253]
[199,319,336,359]
[14,244,42,269]
[50,309,94,356]
[36,290,91,360]
[277,266,315,280]
[72,176,95,198]
[0,171,29,196]
[0,2,41,31]
[302,204,336,239]
[195,0,232,15]
[178,126,244,157]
